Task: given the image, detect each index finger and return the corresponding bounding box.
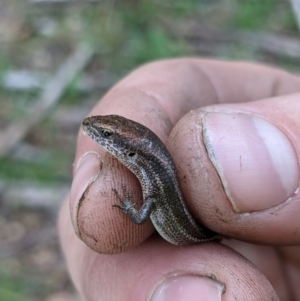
[70,59,300,253]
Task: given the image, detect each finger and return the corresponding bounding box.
[69,59,300,253]
[59,198,280,301]
[168,92,300,245]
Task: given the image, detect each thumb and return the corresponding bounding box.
[168,92,300,245]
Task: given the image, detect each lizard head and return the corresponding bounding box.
[82,115,162,164]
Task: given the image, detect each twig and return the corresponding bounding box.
[235,31,300,59]
[29,0,101,3]
[289,0,300,32]
[0,43,94,156]
[178,23,300,59]
[0,180,69,211]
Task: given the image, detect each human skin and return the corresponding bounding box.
[59,59,300,301]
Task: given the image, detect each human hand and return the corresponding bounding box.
[59,59,300,300]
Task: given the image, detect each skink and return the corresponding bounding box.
[82,115,219,245]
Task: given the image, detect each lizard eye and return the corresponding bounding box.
[101,129,112,137]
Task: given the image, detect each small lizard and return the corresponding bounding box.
[82,115,219,245]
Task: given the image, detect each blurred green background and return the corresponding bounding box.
[0,0,299,300]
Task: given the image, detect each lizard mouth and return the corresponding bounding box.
[82,117,91,132]
[82,118,101,143]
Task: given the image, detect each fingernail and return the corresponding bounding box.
[203,112,299,213]
[150,274,224,301]
[70,152,101,236]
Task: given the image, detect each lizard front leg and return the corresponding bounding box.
[112,185,155,224]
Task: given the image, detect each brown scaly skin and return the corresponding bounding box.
[82,115,219,245]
